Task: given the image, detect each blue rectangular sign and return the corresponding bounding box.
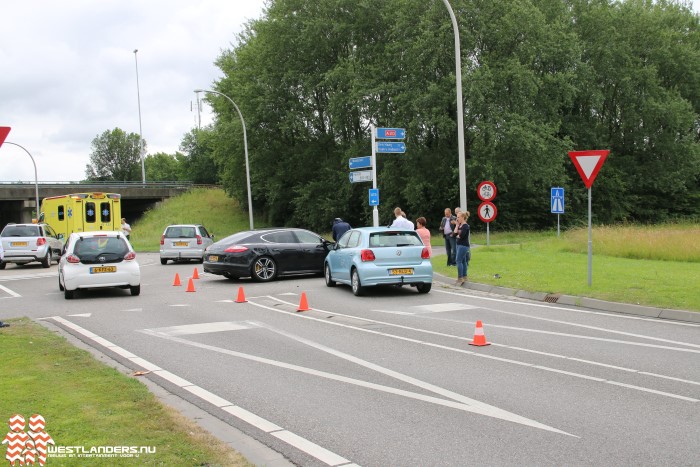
[376,127,406,140]
[349,156,372,170]
[375,142,406,153]
[551,187,565,214]
[368,188,379,206]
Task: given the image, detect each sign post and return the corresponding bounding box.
[476,181,497,246]
[551,187,565,237]
[568,150,609,286]
[368,125,406,226]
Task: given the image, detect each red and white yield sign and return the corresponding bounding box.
[0,126,11,148]
[568,150,609,189]
[477,180,497,202]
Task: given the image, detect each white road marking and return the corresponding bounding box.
[271,430,351,466]
[0,284,21,298]
[412,303,479,313]
[69,313,92,317]
[168,304,190,307]
[146,322,252,336]
[0,272,56,282]
[371,309,414,315]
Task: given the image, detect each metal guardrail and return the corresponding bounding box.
[0,181,221,189]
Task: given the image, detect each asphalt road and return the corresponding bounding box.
[1,253,698,466]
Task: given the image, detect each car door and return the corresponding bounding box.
[331,230,360,282]
[43,224,63,256]
[198,226,214,249]
[293,230,330,272]
[260,231,300,273]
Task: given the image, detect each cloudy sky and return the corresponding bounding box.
[1,1,698,183]
[0,0,266,182]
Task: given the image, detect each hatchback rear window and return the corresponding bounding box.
[369,231,423,248]
[74,237,128,257]
[1,225,41,237]
[165,227,196,238]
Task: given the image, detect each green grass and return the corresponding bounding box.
[0,318,250,467]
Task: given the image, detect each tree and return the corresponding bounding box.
[85,128,143,181]
[144,152,185,181]
[179,129,220,185]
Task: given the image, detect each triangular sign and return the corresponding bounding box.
[0,127,10,148]
[568,150,609,189]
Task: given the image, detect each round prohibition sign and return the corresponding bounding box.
[477,201,497,223]
[477,181,497,202]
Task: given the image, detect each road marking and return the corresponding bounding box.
[48,316,353,467]
[146,322,252,336]
[0,283,21,298]
[371,309,414,315]
[412,303,479,313]
[168,304,190,307]
[0,272,56,282]
[69,313,92,317]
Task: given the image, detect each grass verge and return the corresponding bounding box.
[0,318,250,467]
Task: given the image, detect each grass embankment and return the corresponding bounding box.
[0,319,250,467]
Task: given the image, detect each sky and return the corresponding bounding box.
[1,0,698,183]
[0,0,267,182]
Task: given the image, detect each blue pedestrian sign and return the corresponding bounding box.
[349,156,372,170]
[375,128,406,140]
[368,189,379,206]
[551,187,565,214]
[375,142,406,153]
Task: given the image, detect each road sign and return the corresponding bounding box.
[375,142,406,153]
[349,170,373,183]
[568,150,609,189]
[477,202,497,223]
[0,127,10,148]
[375,127,406,140]
[368,188,379,206]
[551,187,565,214]
[349,156,372,170]
[477,181,497,202]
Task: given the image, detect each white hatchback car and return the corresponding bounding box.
[58,231,140,299]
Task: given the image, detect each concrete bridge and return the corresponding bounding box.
[0,181,207,227]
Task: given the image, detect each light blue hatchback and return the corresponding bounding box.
[324,227,433,296]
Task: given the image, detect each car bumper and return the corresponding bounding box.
[160,247,205,260]
[357,263,433,287]
[203,261,250,277]
[63,262,141,290]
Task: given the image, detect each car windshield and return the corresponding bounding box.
[74,236,128,259]
[165,227,196,238]
[369,231,423,248]
[1,225,41,237]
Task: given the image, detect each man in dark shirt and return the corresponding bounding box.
[332,218,352,241]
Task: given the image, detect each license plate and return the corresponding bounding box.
[174,241,189,247]
[208,255,219,262]
[11,242,28,247]
[90,266,116,274]
[389,268,414,275]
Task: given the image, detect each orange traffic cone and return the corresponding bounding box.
[192,267,200,279]
[186,278,196,292]
[235,287,247,303]
[173,273,181,286]
[297,292,310,312]
[469,320,490,346]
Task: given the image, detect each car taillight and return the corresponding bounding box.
[196,235,202,245]
[160,235,165,245]
[124,251,136,261]
[360,249,375,262]
[224,245,248,253]
[421,247,430,259]
[36,238,47,246]
[66,255,80,264]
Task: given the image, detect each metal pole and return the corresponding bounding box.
[441,0,467,211]
[195,89,254,230]
[557,214,560,237]
[133,49,146,183]
[587,187,592,286]
[3,142,40,219]
[371,124,379,227]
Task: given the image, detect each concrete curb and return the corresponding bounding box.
[434,273,700,324]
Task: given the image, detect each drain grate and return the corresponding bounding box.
[544,293,561,303]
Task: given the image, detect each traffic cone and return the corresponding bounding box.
[297,292,310,312]
[469,320,491,346]
[235,286,247,303]
[172,273,181,286]
[192,267,200,279]
[186,277,196,292]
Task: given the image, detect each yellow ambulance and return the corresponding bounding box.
[39,192,122,238]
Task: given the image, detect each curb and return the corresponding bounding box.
[434,273,700,324]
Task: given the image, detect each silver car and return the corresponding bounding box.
[159,224,214,264]
[0,223,64,269]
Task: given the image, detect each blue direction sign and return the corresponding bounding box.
[376,127,406,140]
[375,142,406,153]
[368,188,379,206]
[551,187,565,214]
[349,170,373,183]
[349,156,372,170]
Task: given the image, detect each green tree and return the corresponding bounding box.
[144,152,185,181]
[179,129,220,185]
[85,128,143,181]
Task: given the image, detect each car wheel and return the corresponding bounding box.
[416,283,432,294]
[160,258,168,265]
[130,285,141,296]
[351,268,364,296]
[64,289,74,299]
[252,256,277,282]
[324,263,336,287]
[41,251,51,268]
[58,274,64,291]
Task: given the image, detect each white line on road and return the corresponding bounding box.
[0,284,21,298]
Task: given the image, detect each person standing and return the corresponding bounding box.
[390,207,414,229]
[120,218,132,240]
[439,208,456,266]
[332,218,352,241]
[415,217,432,257]
[454,210,471,285]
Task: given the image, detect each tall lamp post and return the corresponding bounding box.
[441,0,467,210]
[3,141,40,219]
[133,49,146,183]
[194,89,254,230]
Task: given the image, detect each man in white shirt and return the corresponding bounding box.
[390,207,414,230]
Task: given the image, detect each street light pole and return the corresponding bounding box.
[194,89,254,230]
[441,0,467,211]
[133,49,146,183]
[3,141,40,220]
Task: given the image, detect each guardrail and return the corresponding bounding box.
[0,181,221,189]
